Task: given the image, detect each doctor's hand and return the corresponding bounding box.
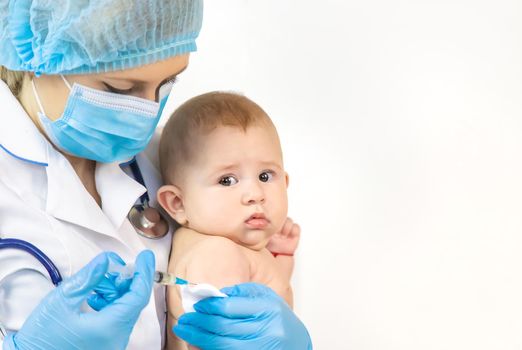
[174,283,313,350]
[87,252,133,311]
[3,250,155,350]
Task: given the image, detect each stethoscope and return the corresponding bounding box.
[127,158,170,239]
[0,159,169,287]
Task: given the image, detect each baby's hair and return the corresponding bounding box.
[159,91,275,185]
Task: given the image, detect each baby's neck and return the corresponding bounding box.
[182,224,269,252]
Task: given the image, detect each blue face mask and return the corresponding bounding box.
[31,75,172,163]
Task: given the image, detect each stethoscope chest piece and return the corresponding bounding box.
[127,159,170,239]
[128,203,170,239]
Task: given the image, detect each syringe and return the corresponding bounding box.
[107,261,195,286]
[154,271,195,286]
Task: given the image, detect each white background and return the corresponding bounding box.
[161,1,522,349]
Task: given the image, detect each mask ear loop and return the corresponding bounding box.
[60,74,72,90]
[31,75,72,116]
[30,78,46,116]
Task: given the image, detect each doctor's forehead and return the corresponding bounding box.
[98,54,190,84]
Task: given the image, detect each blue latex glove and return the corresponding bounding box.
[87,271,132,311]
[174,283,313,350]
[3,250,155,350]
[87,252,132,311]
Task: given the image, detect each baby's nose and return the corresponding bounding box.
[242,182,265,205]
[247,195,265,205]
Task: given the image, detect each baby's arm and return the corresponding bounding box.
[183,236,251,288]
[272,254,295,308]
[167,235,250,350]
[267,217,300,282]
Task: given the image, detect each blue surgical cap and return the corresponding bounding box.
[0,0,203,75]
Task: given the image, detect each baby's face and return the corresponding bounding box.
[180,125,288,250]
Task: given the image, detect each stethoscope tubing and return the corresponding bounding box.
[0,237,63,286]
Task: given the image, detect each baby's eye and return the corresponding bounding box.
[259,172,273,183]
[219,175,238,186]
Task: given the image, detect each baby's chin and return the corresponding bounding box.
[225,229,274,251]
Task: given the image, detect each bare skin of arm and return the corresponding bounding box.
[266,217,300,308]
[166,232,251,350]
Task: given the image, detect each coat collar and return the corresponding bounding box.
[0,81,49,166]
[44,148,147,239]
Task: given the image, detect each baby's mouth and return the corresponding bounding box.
[245,213,270,229]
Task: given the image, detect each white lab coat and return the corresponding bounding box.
[0,81,172,349]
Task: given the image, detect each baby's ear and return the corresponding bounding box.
[285,172,290,188]
[157,185,187,225]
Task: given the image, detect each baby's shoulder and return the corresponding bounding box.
[192,234,247,258]
[179,233,252,286]
[173,228,247,259]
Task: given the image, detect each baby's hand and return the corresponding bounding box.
[267,217,301,256]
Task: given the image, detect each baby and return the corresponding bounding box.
[157,92,300,350]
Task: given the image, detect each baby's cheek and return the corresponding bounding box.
[270,188,284,205]
[272,189,289,227]
[192,203,237,235]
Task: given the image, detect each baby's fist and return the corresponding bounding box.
[267,217,301,256]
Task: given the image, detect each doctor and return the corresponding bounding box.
[0,1,312,349]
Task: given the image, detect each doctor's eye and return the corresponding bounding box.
[259,171,274,183]
[164,76,179,87]
[156,77,179,102]
[219,175,238,186]
[103,82,134,94]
